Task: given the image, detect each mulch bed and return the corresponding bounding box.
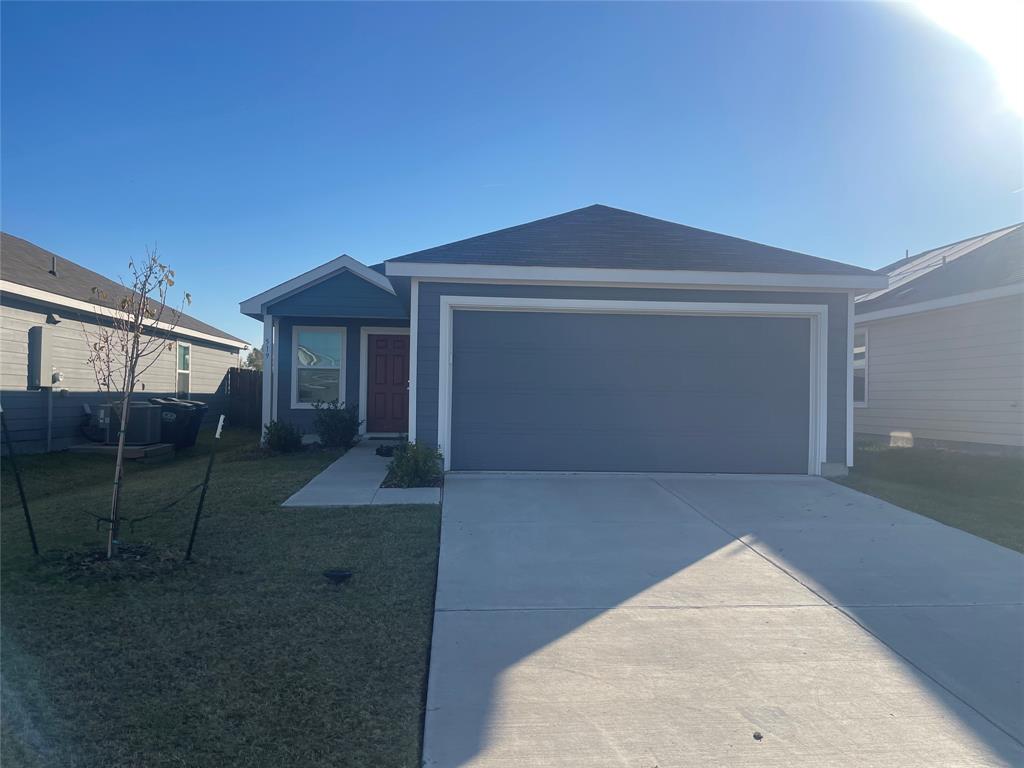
[380,471,442,489]
[44,543,200,582]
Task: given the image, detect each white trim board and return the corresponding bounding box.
[261,315,274,435]
[290,325,347,410]
[411,276,867,295]
[358,326,411,436]
[436,296,829,476]
[1,280,247,349]
[846,291,854,467]
[271,317,279,422]
[239,254,395,316]
[408,279,420,442]
[855,283,1024,324]
[386,261,886,291]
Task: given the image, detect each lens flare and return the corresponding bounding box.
[914,0,1024,117]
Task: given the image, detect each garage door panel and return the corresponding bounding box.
[450,311,811,473]
[453,391,805,432]
[453,430,811,473]
[455,355,802,392]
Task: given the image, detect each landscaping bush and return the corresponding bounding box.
[263,420,302,453]
[385,442,443,488]
[312,400,361,448]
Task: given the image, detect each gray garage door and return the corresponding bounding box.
[450,311,811,473]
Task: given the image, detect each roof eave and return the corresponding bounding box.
[1,279,248,349]
[383,261,888,291]
[855,282,1024,323]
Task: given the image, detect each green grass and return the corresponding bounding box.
[836,443,1024,553]
[1,429,441,767]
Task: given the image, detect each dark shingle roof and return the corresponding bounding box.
[387,204,877,276]
[1,233,247,346]
[856,224,1023,314]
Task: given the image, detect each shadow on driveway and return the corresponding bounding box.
[423,473,1024,767]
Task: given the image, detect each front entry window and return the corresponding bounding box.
[292,326,345,407]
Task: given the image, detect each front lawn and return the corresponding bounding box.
[1,429,441,767]
[836,443,1024,553]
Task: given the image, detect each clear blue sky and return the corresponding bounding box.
[2,2,1021,348]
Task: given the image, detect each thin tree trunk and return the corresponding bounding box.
[107,388,132,558]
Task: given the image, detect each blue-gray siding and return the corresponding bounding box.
[451,311,810,472]
[266,271,407,319]
[415,283,850,467]
[274,317,408,433]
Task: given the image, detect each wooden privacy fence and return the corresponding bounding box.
[227,367,262,430]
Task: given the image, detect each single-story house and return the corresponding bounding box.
[1,233,249,452]
[854,223,1023,454]
[241,205,886,475]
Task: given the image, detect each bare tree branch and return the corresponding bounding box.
[83,247,189,558]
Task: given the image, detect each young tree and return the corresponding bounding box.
[243,347,263,371]
[83,248,190,558]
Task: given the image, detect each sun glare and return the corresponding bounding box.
[914,0,1024,117]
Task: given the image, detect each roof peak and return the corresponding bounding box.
[386,204,877,277]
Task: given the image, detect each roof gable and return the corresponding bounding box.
[386,204,877,277]
[239,253,395,319]
[264,269,406,318]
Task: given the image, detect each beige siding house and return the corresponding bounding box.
[1,233,247,452]
[854,224,1023,453]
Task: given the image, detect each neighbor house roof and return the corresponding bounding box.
[386,204,880,277]
[856,223,1023,317]
[1,233,248,348]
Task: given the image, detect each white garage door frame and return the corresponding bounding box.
[437,295,830,475]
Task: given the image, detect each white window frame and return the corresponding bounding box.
[176,341,191,397]
[436,296,829,475]
[853,327,868,408]
[290,325,347,410]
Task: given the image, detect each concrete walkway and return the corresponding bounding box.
[281,442,441,506]
[424,473,1024,767]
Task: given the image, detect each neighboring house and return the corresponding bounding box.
[854,223,1024,454]
[1,233,248,452]
[241,205,885,475]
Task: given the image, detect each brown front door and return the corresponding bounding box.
[366,334,409,433]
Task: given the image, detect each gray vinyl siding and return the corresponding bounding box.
[186,343,236,402]
[415,282,850,467]
[274,317,408,433]
[855,294,1024,448]
[1,297,238,453]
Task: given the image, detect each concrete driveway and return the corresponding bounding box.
[423,474,1024,767]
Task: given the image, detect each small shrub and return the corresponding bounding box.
[263,420,302,453]
[385,442,443,488]
[312,400,361,448]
